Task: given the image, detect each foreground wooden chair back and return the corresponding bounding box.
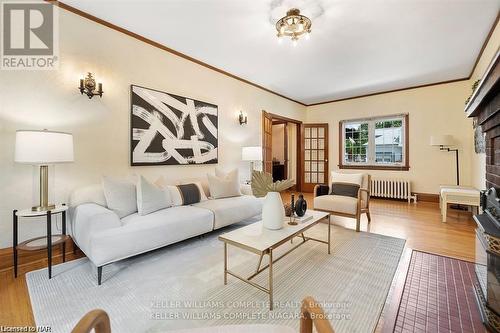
[300,296,335,333]
[72,309,111,333]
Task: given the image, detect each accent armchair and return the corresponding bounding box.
[313,174,371,232]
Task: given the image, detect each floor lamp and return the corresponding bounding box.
[241,146,262,184]
[430,135,459,185]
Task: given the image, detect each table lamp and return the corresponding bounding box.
[242,146,262,183]
[15,130,74,211]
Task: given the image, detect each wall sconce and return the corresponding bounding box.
[79,72,103,99]
[238,111,247,125]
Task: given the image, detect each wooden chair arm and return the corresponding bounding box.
[300,296,335,333]
[359,188,370,197]
[313,184,320,198]
[72,309,111,333]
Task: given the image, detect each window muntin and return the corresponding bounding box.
[341,115,406,168]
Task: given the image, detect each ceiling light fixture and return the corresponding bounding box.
[276,8,312,43]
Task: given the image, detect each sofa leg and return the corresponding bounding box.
[98,266,102,286]
[366,211,371,223]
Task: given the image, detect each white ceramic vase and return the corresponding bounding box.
[262,191,285,230]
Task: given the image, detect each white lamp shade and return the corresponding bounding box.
[430,135,454,147]
[15,130,74,164]
[241,146,262,161]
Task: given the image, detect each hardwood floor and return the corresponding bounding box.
[329,198,476,262]
[0,195,477,329]
[0,251,84,326]
[283,192,477,261]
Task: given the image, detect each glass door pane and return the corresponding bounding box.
[302,124,328,192]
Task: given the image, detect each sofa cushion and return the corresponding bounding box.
[193,195,263,229]
[89,206,214,266]
[102,176,137,218]
[314,195,358,215]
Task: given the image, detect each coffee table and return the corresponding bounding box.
[218,210,330,310]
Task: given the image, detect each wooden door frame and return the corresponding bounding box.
[301,123,329,192]
[262,111,303,191]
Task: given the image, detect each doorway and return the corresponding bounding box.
[262,111,302,191]
[262,111,329,193]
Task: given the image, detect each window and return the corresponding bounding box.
[340,114,409,170]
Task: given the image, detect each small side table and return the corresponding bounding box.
[439,186,480,222]
[13,204,69,279]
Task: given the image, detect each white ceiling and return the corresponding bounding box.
[63,0,499,105]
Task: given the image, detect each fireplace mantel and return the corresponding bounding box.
[467,51,500,189]
[466,51,500,118]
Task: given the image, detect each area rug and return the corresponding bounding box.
[394,251,487,333]
[26,221,405,333]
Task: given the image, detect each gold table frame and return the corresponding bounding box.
[218,215,331,310]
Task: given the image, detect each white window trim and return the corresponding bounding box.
[340,114,408,168]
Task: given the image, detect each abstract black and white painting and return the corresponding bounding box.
[130,85,218,166]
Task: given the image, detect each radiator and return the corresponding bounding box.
[370,178,417,203]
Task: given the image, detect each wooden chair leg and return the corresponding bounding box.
[356,215,360,232]
[366,211,371,223]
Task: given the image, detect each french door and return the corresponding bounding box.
[302,123,329,192]
[262,111,273,174]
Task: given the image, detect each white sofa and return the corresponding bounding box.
[70,184,263,285]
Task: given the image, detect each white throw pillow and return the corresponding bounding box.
[69,184,107,208]
[330,171,363,186]
[102,176,138,218]
[208,168,242,199]
[136,176,172,215]
[166,185,184,207]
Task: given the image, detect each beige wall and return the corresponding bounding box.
[272,124,285,162]
[1,7,498,249]
[305,21,500,195]
[0,10,305,248]
[469,21,500,189]
[306,82,472,194]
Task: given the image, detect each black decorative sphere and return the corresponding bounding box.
[294,194,307,217]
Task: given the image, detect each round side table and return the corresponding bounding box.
[13,204,69,279]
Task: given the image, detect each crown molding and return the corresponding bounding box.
[45,0,306,106]
[46,1,498,107]
[306,77,470,106]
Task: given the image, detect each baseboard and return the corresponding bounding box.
[0,238,77,272]
[413,192,439,203]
